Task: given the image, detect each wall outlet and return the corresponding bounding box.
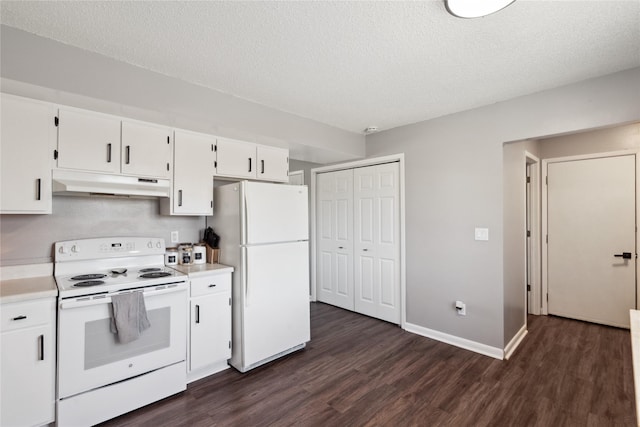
[455,300,466,316]
[474,227,489,241]
[170,231,179,244]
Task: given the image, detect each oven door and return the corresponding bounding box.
[57,283,187,399]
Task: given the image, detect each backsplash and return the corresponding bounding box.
[0,196,203,266]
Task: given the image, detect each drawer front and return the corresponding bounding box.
[190,273,231,298]
[1,298,55,332]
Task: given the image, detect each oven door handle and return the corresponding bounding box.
[59,284,187,310]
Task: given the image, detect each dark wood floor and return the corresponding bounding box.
[100,302,636,427]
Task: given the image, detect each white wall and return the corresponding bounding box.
[539,122,640,158]
[366,67,640,349]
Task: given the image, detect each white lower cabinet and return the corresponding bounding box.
[1,298,56,427]
[172,265,233,383]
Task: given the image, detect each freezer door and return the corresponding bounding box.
[243,242,310,367]
[244,182,308,244]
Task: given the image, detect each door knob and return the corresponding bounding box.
[614,252,633,259]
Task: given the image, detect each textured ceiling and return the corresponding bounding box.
[1,1,639,134]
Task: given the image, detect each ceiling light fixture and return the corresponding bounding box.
[445,0,516,18]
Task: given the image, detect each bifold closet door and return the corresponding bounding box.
[316,169,355,310]
[353,163,401,324]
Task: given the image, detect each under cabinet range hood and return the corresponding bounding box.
[52,169,170,198]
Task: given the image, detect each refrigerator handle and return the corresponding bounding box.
[242,247,249,307]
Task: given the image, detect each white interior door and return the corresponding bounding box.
[353,163,401,324]
[316,170,354,310]
[547,154,636,328]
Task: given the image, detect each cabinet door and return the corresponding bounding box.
[215,138,256,179]
[121,121,172,178]
[353,163,401,324]
[257,145,289,182]
[173,130,216,215]
[57,107,121,173]
[0,94,54,213]
[1,325,55,427]
[316,169,354,311]
[190,292,231,372]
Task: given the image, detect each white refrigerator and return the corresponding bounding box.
[211,181,310,372]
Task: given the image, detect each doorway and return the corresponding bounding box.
[542,151,637,328]
[525,152,541,315]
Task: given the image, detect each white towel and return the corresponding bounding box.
[110,291,151,344]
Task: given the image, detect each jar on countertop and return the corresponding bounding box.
[193,243,206,265]
[165,247,178,266]
[178,244,193,265]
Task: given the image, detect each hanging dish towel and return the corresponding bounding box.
[110,291,151,344]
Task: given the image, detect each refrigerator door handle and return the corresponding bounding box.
[242,247,249,307]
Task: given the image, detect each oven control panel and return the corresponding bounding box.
[55,237,166,261]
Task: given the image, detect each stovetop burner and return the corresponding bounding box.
[71,274,107,281]
[73,280,105,287]
[139,268,162,273]
[139,272,172,279]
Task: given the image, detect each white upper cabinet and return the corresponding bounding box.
[215,137,256,179]
[1,94,55,214]
[161,129,216,216]
[57,107,172,179]
[257,145,289,182]
[121,120,172,178]
[57,107,121,174]
[215,138,289,182]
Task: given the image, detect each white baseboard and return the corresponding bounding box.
[504,324,528,360]
[404,322,504,360]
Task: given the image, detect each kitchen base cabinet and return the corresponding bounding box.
[190,291,231,378]
[1,298,56,427]
[172,264,233,383]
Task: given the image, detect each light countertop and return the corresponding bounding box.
[1,275,58,304]
[171,263,234,278]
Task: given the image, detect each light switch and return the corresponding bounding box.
[475,227,489,241]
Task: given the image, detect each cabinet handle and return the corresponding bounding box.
[178,190,183,207]
[195,305,200,324]
[363,249,369,251]
[36,178,41,201]
[209,284,217,288]
[107,143,112,163]
[12,315,27,321]
[261,159,265,174]
[338,246,344,249]
[248,158,252,173]
[38,334,45,361]
[125,145,131,164]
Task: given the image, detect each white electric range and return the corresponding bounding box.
[54,236,188,426]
